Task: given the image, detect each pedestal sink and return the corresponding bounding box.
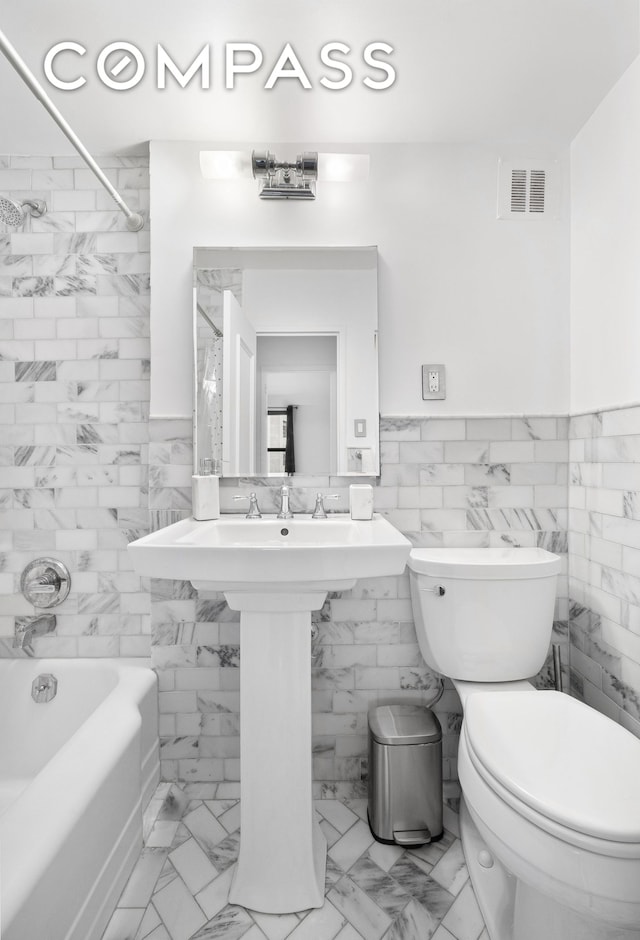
[128,512,411,913]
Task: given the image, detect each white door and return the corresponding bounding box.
[222,291,257,475]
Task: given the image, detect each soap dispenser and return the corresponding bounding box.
[192,457,220,521]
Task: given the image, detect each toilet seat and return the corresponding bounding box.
[463,690,640,845]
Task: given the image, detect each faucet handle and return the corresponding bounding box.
[233,492,262,519]
[312,493,340,519]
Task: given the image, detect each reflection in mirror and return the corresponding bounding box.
[193,247,379,477]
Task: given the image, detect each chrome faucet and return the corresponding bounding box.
[14,614,57,653]
[277,484,294,520]
[233,492,262,518]
[312,493,340,519]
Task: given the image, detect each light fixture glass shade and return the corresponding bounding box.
[200,150,253,179]
[317,153,370,182]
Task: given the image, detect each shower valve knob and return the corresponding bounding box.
[21,558,71,608]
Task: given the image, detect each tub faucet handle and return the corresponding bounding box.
[21,558,71,608]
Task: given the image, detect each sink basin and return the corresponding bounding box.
[128,512,411,592]
[128,511,410,914]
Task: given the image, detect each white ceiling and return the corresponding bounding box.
[0,0,638,155]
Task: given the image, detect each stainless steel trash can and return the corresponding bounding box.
[368,704,443,846]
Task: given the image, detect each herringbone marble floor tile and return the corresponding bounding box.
[101,784,488,940]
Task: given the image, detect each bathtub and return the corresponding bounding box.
[0,658,159,940]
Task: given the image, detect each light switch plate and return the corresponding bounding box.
[422,364,446,400]
[354,419,367,438]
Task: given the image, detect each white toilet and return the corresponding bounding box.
[408,546,640,940]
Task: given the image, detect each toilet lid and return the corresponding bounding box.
[464,690,640,843]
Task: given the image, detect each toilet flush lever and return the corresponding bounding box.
[420,585,446,596]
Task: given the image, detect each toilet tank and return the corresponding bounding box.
[408,548,561,682]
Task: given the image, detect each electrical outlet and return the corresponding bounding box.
[422,364,446,400]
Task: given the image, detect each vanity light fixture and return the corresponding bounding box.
[199,149,369,200]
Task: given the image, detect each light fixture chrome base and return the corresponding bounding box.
[252,150,318,201]
[258,182,316,200]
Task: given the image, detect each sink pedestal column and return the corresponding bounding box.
[226,591,328,914]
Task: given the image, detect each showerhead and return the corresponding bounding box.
[0,196,46,227]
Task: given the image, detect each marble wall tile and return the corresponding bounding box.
[148,413,568,785]
[0,155,150,661]
[569,403,640,740]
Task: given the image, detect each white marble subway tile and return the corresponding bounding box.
[0,338,36,360]
[380,440,400,463]
[443,441,489,463]
[0,168,31,187]
[443,486,487,509]
[421,419,466,441]
[9,155,51,168]
[0,296,34,318]
[96,231,140,253]
[380,463,420,486]
[420,509,467,531]
[603,463,640,490]
[534,484,568,508]
[466,418,512,440]
[398,486,443,509]
[535,439,569,461]
[355,666,400,690]
[419,464,465,486]
[77,635,120,656]
[398,441,445,463]
[487,485,534,508]
[319,645,377,668]
[56,318,99,339]
[602,406,640,437]
[380,418,421,441]
[120,337,151,358]
[586,487,624,516]
[377,643,423,667]
[74,210,122,233]
[178,758,225,783]
[376,598,414,621]
[11,233,55,254]
[0,425,33,448]
[488,441,535,463]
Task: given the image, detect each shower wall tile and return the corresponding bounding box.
[569,404,640,740]
[0,153,151,659]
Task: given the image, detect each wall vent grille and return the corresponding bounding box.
[498,160,558,219]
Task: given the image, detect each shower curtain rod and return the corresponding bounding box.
[0,27,144,232]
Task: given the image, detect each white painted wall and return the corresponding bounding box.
[571,57,640,414]
[150,140,570,418]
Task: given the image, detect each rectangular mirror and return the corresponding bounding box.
[193,247,380,477]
